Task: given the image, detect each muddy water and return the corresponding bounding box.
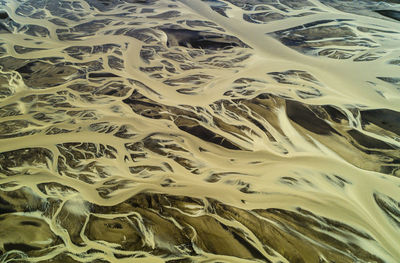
[0,0,400,262]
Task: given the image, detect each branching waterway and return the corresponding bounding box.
[0,0,400,262]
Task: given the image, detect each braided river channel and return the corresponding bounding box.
[0,0,400,262]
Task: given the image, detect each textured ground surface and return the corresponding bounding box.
[0,0,400,262]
